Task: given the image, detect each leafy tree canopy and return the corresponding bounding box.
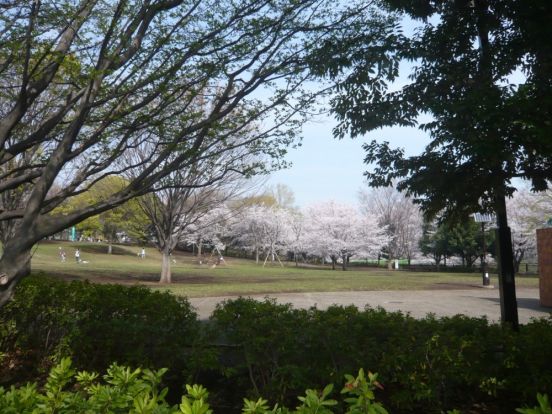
[56,176,148,242]
[312,0,552,221]
[0,0,397,304]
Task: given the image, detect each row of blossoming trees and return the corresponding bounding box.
[185,200,389,272]
[178,188,551,277]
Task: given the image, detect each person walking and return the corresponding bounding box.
[75,248,80,263]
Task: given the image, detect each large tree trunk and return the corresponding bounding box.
[0,242,32,307]
[159,250,172,284]
[494,192,519,330]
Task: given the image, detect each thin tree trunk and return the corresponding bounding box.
[159,250,172,283]
[197,241,202,257]
[107,243,112,254]
[255,246,259,264]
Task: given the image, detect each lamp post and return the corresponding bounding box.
[473,213,495,286]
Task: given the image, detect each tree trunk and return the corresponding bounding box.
[387,257,393,270]
[107,243,112,254]
[494,192,519,330]
[513,250,524,274]
[197,241,202,257]
[255,246,259,264]
[0,243,32,307]
[159,250,172,284]
[341,254,347,271]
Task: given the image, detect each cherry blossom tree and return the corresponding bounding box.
[303,200,387,270]
[185,205,237,265]
[288,211,307,266]
[259,207,292,266]
[507,188,552,272]
[230,204,292,265]
[231,205,267,264]
[359,186,423,268]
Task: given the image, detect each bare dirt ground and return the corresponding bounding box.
[190,287,551,323]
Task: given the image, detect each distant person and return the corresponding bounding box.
[140,248,146,259]
[75,248,80,263]
[58,247,66,262]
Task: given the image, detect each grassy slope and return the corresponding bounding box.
[30,241,539,297]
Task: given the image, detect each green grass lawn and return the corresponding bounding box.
[30,240,539,297]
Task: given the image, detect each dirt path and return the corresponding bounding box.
[190,287,551,323]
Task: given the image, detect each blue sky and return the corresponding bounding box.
[267,116,430,208]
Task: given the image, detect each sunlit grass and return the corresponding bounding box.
[31,241,539,297]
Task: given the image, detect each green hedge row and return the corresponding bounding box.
[0,276,212,397]
[209,298,552,413]
[1,276,552,413]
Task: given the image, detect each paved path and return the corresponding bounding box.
[190,287,551,324]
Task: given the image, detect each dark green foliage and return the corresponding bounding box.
[0,359,549,413]
[1,358,549,414]
[2,278,552,413]
[311,0,552,221]
[0,275,206,387]
[420,219,496,269]
[211,298,552,413]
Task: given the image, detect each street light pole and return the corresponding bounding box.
[480,222,490,286]
[473,213,494,286]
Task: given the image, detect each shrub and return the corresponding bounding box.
[2,279,552,413]
[0,358,548,414]
[210,298,552,413]
[0,275,208,389]
[0,358,389,414]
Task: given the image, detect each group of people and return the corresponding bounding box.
[58,246,148,263]
[58,247,83,263]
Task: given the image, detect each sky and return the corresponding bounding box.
[266,116,431,208]
[263,14,437,209]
